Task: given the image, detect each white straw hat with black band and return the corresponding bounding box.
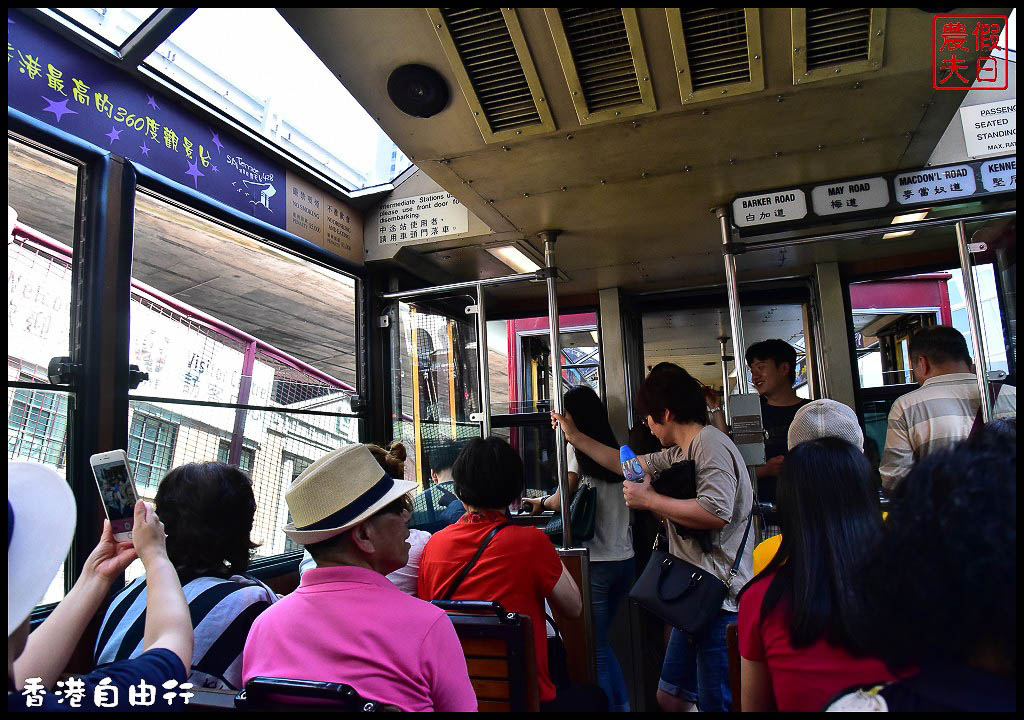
[283,444,418,545]
[9,463,77,636]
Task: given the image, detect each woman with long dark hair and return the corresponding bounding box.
[827,420,1016,712]
[737,437,898,711]
[524,385,634,711]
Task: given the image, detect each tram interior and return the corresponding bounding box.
[7,6,1016,713]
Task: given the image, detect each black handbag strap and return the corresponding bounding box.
[440,523,510,601]
[729,511,754,580]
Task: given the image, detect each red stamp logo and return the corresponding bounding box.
[933,15,1009,90]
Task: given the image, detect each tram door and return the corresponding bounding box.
[390,295,482,528]
[847,216,1017,471]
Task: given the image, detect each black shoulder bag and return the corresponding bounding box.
[629,442,754,635]
[543,479,597,545]
[629,513,753,635]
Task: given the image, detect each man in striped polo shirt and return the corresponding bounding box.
[880,325,1016,492]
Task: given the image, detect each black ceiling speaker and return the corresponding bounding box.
[388,64,450,118]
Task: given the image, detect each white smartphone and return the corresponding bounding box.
[89,450,140,543]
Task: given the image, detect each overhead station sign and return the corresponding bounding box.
[731,155,1015,233]
[894,165,976,204]
[811,177,889,216]
[732,190,807,228]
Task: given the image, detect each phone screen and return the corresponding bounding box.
[94,460,138,534]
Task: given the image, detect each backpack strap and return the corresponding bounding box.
[440,523,510,601]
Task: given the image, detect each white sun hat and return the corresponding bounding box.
[283,444,418,545]
[8,462,77,636]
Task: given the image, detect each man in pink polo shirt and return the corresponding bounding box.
[242,444,476,712]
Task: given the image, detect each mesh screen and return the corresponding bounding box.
[391,301,481,489]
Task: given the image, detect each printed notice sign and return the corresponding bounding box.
[979,156,1016,192]
[811,177,890,216]
[959,100,1016,158]
[732,189,807,228]
[285,172,363,264]
[894,165,976,205]
[375,192,469,244]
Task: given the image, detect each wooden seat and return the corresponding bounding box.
[433,600,540,712]
[726,622,741,712]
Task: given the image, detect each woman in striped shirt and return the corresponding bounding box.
[95,462,277,690]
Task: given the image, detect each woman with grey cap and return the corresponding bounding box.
[735,400,898,711]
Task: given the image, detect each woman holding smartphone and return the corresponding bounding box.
[525,385,634,712]
[9,462,193,711]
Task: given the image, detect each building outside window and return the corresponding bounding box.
[217,440,256,474]
[127,413,178,489]
[8,384,69,467]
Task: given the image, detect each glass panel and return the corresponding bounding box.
[643,304,809,398]
[392,298,481,489]
[130,191,358,396]
[56,8,158,47]
[143,8,410,190]
[126,190,359,576]
[959,218,1017,419]
[8,139,79,605]
[497,314,601,415]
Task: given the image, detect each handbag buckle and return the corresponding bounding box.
[691,571,701,582]
[661,558,673,570]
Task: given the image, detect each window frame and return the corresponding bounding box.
[11,102,372,607]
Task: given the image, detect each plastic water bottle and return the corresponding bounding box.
[620,445,645,482]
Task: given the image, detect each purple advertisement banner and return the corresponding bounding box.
[8,10,287,230]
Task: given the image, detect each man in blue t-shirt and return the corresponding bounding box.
[8,463,193,711]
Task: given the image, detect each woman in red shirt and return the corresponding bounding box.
[418,436,604,711]
[738,437,898,711]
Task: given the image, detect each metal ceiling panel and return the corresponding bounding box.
[666,8,766,104]
[545,7,656,125]
[792,8,887,85]
[427,8,556,143]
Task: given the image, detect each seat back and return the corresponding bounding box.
[433,601,540,712]
[234,676,395,712]
[726,622,741,712]
[551,548,597,685]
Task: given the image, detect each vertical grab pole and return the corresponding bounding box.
[719,336,732,423]
[542,230,571,549]
[476,283,492,437]
[955,220,993,423]
[718,208,749,394]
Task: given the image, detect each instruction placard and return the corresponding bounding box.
[375,192,469,244]
[959,100,1016,158]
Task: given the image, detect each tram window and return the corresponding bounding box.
[643,304,811,399]
[392,299,481,489]
[142,8,409,191]
[8,138,81,604]
[498,313,602,415]
[124,191,360,579]
[53,8,158,48]
[849,264,1012,389]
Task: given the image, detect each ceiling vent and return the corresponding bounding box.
[791,8,887,84]
[545,8,656,125]
[666,8,764,103]
[427,8,555,143]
